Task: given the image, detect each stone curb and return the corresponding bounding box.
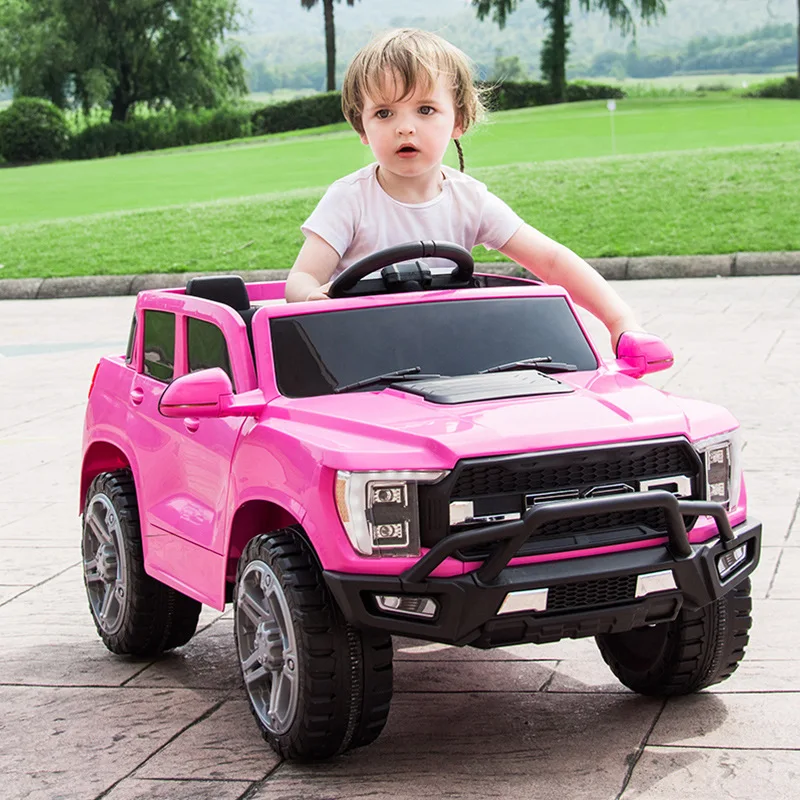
[1,252,799,301]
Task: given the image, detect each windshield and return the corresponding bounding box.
[270,297,598,398]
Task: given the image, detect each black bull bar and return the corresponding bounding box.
[402,490,736,585]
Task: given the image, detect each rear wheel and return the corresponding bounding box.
[234,529,393,760]
[81,470,201,656]
[596,578,752,695]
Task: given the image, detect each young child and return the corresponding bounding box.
[285,28,641,347]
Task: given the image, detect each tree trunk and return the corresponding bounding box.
[324,0,336,91]
[550,0,569,103]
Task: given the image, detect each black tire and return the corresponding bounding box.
[234,529,393,760]
[596,578,752,695]
[81,470,201,656]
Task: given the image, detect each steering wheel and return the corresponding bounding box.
[328,240,475,299]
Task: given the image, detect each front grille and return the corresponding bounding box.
[451,442,695,498]
[546,575,638,612]
[419,439,702,558]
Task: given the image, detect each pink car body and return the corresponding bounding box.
[82,275,759,634]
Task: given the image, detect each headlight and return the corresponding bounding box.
[694,429,742,509]
[334,470,447,556]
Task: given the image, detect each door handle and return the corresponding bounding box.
[184,417,200,433]
[129,387,144,405]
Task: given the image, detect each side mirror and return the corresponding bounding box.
[159,368,266,418]
[614,331,674,378]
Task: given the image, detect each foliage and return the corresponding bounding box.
[745,77,800,100]
[251,91,345,135]
[488,53,528,82]
[0,0,246,122]
[472,0,666,100]
[67,107,253,160]
[0,96,69,163]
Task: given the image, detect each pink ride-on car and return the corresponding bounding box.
[81,242,760,760]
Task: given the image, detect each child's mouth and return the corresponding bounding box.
[397,145,419,158]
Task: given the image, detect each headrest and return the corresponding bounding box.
[185,275,250,311]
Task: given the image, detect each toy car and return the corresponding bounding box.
[81,242,761,760]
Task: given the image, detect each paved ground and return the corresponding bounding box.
[1,275,798,800]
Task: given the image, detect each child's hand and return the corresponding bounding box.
[305,282,332,301]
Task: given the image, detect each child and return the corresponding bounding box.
[285,28,641,348]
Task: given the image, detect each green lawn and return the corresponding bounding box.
[1,95,800,280]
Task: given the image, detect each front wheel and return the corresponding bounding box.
[596,578,752,695]
[234,530,393,760]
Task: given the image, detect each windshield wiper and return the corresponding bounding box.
[334,366,445,394]
[478,356,578,374]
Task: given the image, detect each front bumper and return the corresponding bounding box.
[323,491,761,648]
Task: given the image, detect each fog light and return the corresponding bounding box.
[717,544,747,579]
[374,594,437,619]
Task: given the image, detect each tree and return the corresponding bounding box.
[796,0,799,80]
[473,0,666,101]
[301,0,358,92]
[0,0,246,122]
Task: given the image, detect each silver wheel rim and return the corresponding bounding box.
[235,560,299,735]
[82,492,128,635]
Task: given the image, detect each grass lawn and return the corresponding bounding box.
[1,96,800,280]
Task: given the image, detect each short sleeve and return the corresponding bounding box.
[477,190,524,251]
[301,181,361,257]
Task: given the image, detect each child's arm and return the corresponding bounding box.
[499,224,642,348]
[285,232,341,302]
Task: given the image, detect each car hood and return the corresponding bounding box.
[268,370,738,470]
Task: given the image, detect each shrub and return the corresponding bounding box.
[67,106,252,160]
[745,76,800,99]
[480,80,624,111]
[0,97,70,164]
[251,91,344,135]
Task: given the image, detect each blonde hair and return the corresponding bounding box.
[341,29,484,138]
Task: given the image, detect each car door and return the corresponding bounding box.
[131,309,244,554]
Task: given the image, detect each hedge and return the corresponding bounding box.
[5,80,626,164]
[0,97,70,164]
[745,76,800,99]
[68,106,253,160]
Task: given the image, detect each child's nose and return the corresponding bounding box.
[396,115,415,135]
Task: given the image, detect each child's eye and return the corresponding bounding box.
[419,106,435,116]
[376,109,391,119]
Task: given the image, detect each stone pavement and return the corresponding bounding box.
[0,275,798,800]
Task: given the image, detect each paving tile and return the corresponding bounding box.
[621,746,800,800]
[393,657,557,693]
[706,659,800,693]
[0,686,220,799]
[0,545,79,585]
[103,779,253,800]
[0,585,31,604]
[135,697,277,781]
[251,693,662,800]
[746,599,800,660]
[749,546,781,599]
[651,692,800,749]
[766,547,800,598]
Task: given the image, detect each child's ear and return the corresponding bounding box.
[452,117,464,140]
[359,132,370,146]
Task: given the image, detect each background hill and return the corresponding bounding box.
[239,0,798,83]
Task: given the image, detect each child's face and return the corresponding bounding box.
[359,71,463,181]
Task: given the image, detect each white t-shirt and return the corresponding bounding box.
[301,163,524,277]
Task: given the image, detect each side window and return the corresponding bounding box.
[187,317,235,390]
[143,310,175,382]
[125,314,137,365]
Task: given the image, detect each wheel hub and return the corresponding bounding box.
[254,623,284,670]
[95,542,118,583]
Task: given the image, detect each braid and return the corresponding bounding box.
[454,138,465,172]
